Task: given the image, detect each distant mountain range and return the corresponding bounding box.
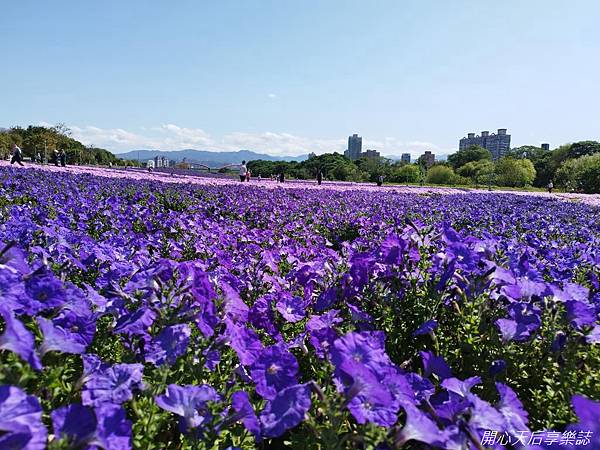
[116,149,308,167]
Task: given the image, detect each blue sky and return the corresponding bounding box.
[1,0,598,157]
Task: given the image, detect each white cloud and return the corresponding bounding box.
[267,93,277,99]
[64,123,449,158]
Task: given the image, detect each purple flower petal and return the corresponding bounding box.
[259,383,312,438]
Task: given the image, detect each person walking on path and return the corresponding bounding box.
[246,169,251,182]
[53,149,60,166]
[239,161,247,182]
[10,144,24,166]
[279,172,285,183]
[377,174,384,187]
[59,149,66,167]
[317,169,323,185]
[547,180,554,194]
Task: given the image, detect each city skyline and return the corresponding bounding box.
[2,1,599,157]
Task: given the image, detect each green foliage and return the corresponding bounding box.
[456,160,495,185]
[568,140,600,159]
[1,124,134,166]
[447,145,491,169]
[494,157,536,187]
[389,164,421,183]
[555,153,600,193]
[248,152,372,182]
[425,165,456,185]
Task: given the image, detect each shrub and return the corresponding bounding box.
[494,158,536,187]
[425,165,456,185]
[556,153,600,193]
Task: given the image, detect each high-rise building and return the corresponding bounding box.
[344,134,362,160]
[401,153,411,164]
[459,128,511,160]
[363,149,381,159]
[153,155,169,168]
[541,143,550,151]
[420,151,435,168]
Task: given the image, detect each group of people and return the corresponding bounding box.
[238,161,388,187]
[9,143,67,167]
[238,161,283,183]
[238,161,253,182]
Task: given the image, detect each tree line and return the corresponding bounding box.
[3,124,598,193]
[0,124,135,166]
[247,141,600,193]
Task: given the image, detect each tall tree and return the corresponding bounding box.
[447,145,492,169]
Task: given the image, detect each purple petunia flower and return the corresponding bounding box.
[420,351,453,380]
[93,403,133,450]
[306,310,342,331]
[225,320,264,366]
[552,282,590,303]
[331,332,391,374]
[571,394,600,431]
[231,391,261,440]
[565,300,597,330]
[347,303,374,324]
[249,295,280,339]
[441,376,481,397]
[0,269,28,313]
[0,305,42,370]
[275,294,306,323]
[38,307,96,356]
[259,383,312,438]
[204,349,221,371]
[412,319,438,337]
[0,242,29,274]
[23,271,67,315]
[587,325,600,344]
[82,358,144,407]
[0,385,47,450]
[467,394,506,435]
[51,403,96,447]
[113,307,157,336]
[308,327,338,359]
[495,314,540,343]
[338,360,398,427]
[314,286,338,311]
[222,283,249,322]
[155,384,220,431]
[395,403,446,448]
[495,382,529,434]
[250,344,299,400]
[145,324,191,366]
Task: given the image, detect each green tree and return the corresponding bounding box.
[0,132,13,159]
[555,153,600,193]
[389,164,420,183]
[568,141,600,159]
[456,160,495,186]
[506,145,549,162]
[494,158,536,187]
[425,165,456,185]
[447,145,492,169]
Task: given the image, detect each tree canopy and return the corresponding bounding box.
[0,124,134,166]
[447,145,492,169]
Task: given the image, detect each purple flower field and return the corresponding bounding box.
[0,163,599,449]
